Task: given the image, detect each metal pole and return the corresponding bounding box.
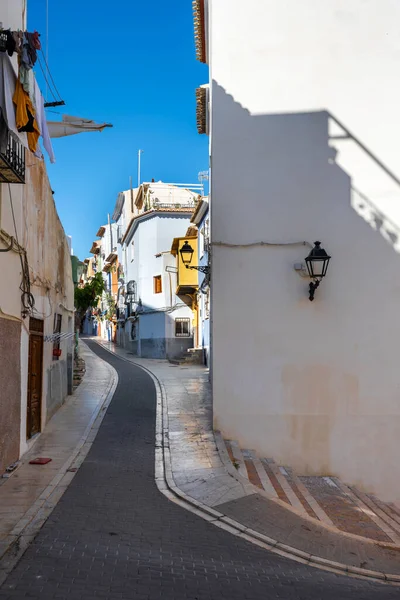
[138,149,143,187]
[130,175,134,212]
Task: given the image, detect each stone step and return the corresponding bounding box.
[168,348,204,366]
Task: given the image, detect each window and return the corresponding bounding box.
[200,227,205,258]
[154,275,162,294]
[130,241,134,262]
[53,314,62,361]
[175,318,191,338]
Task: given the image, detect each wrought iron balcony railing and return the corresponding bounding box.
[0,130,26,184]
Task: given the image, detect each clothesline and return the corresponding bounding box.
[0,27,56,163]
[0,52,55,163]
[0,28,113,162]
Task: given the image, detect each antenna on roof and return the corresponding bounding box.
[198,170,209,196]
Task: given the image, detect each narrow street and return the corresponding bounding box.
[0,342,397,600]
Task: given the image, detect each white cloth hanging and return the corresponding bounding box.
[47,115,112,138]
[0,53,28,148]
[33,79,56,163]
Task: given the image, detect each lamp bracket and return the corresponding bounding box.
[186,265,210,275]
[293,262,309,279]
[309,279,320,301]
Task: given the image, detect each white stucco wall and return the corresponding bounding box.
[0,0,74,465]
[0,165,74,459]
[126,214,194,311]
[0,0,26,32]
[209,0,400,501]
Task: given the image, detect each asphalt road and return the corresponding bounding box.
[0,341,398,599]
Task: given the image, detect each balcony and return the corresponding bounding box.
[0,131,26,184]
[171,235,199,299]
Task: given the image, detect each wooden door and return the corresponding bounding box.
[27,318,44,439]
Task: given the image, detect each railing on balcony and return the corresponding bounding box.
[0,130,26,184]
[152,201,196,210]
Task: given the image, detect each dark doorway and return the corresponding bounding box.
[27,317,44,439]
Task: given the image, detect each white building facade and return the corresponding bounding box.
[115,182,201,359]
[0,0,74,473]
[198,0,400,501]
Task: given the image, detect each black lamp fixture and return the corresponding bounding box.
[304,241,331,301]
[179,240,210,275]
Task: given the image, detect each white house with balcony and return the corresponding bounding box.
[114,181,202,359]
[194,0,400,502]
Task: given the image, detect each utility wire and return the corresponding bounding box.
[37,54,60,103]
[39,49,64,103]
[211,240,313,249]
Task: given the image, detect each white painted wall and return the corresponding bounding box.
[0,0,26,33]
[209,0,400,501]
[0,0,74,459]
[126,214,193,311]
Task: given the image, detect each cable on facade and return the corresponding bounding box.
[211,240,313,249]
[8,184,35,316]
[39,49,63,101]
[32,291,53,319]
[0,236,14,252]
[58,302,75,314]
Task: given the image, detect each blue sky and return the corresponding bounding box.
[28,0,208,259]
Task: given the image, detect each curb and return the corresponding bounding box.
[92,341,400,586]
[0,341,119,586]
[110,349,400,586]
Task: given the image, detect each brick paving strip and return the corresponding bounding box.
[1,338,400,599]
[94,340,400,584]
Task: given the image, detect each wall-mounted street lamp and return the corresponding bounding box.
[304,241,331,301]
[179,240,210,276]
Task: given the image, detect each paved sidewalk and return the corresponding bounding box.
[0,342,117,571]
[96,339,400,579]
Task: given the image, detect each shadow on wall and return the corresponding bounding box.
[211,81,400,257]
[210,82,400,498]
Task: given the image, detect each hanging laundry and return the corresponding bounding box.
[30,31,41,51]
[33,79,55,164]
[0,53,28,148]
[12,31,23,55]
[13,78,40,153]
[47,115,113,138]
[0,30,16,57]
[21,33,33,69]
[25,32,40,67]
[19,63,35,97]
